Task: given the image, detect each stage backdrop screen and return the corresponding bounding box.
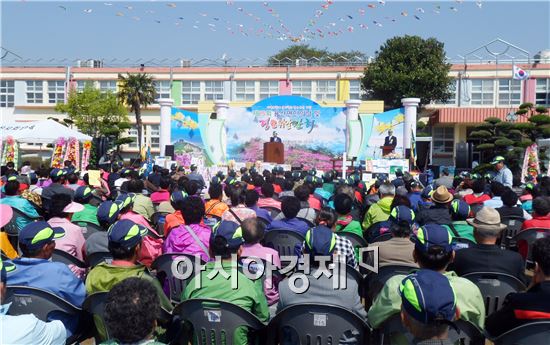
[225,96,346,170]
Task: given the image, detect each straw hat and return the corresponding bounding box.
[467,207,506,232]
[431,185,453,204]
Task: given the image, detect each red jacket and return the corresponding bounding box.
[521,215,550,230]
[463,193,491,205]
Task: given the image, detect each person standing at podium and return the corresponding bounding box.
[384,129,397,149]
[270,131,282,143]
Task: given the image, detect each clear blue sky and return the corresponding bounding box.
[1,1,549,64]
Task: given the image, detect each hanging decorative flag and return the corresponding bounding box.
[513,65,529,80]
[521,143,540,183]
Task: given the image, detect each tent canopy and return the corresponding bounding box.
[1,120,92,144]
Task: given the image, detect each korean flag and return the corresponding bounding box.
[513,65,529,80]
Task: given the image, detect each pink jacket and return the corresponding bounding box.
[163,223,211,263]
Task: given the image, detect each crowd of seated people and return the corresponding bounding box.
[1,156,550,344]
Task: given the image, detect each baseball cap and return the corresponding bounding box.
[304,226,336,257]
[0,204,13,228]
[108,219,148,249]
[491,156,505,165]
[411,224,453,254]
[211,176,222,185]
[190,164,198,171]
[115,193,136,209]
[228,169,237,178]
[49,168,66,178]
[421,185,434,199]
[304,175,318,184]
[19,221,65,251]
[322,171,333,183]
[450,199,470,219]
[63,201,84,214]
[74,186,94,203]
[400,269,457,324]
[212,220,244,249]
[97,201,121,225]
[389,205,415,225]
[170,190,189,204]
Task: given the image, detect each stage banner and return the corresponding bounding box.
[170,108,207,167]
[360,108,405,159]
[225,96,346,170]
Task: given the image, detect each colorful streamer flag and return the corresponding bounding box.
[513,65,529,80]
[410,128,417,169]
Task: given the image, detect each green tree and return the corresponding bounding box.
[268,44,367,65]
[55,86,132,149]
[117,73,156,155]
[361,35,452,108]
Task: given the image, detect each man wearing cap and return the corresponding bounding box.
[400,270,459,345]
[86,200,121,255]
[449,207,526,283]
[485,237,550,337]
[187,164,205,190]
[362,182,395,230]
[0,179,40,230]
[368,224,485,331]
[416,186,453,226]
[164,191,189,235]
[369,205,418,266]
[406,180,424,212]
[443,199,475,243]
[277,225,366,343]
[491,156,513,188]
[434,168,454,190]
[5,221,86,335]
[0,257,67,345]
[41,168,74,207]
[183,220,269,345]
[71,186,100,225]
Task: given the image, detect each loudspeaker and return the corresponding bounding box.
[165,145,175,159]
[455,142,473,169]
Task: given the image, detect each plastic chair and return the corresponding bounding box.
[452,236,476,250]
[87,251,113,267]
[151,253,205,304]
[500,216,524,249]
[374,313,484,345]
[4,208,42,237]
[364,264,417,306]
[492,321,550,345]
[338,232,368,248]
[73,221,103,240]
[51,249,88,268]
[267,303,370,345]
[261,206,281,219]
[263,229,305,267]
[296,217,315,228]
[82,292,110,342]
[369,232,393,244]
[511,228,550,268]
[173,298,266,345]
[151,212,170,237]
[5,286,84,343]
[203,215,221,229]
[462,272,526,316]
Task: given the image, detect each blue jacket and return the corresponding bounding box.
[407,192,423,212]
[268,218,309,237]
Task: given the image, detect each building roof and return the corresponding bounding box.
[430,107,529,125]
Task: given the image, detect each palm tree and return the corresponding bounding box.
[117,73,156,156]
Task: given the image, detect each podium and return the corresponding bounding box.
[381,145,396,156]
[264,142,284,164]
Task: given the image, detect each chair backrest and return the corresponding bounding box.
[174,298,266,345]
[151,212,169,236]
[296,217,315,228]
[263,229,305,258]
[51,249,88,268]
[269,303,370,345]
[500,216,524,249]
[452,236,476,251]
[512,228,550,267]
[493,321,550,345]
[462,272,527,316]
[87,251,113,267]
[375,313,484,345]
[5,207,42,236]
[5,285,82,322]
[261,206,281,219]
[338,232,368,248]
[73,221,103,240]
[203,215,221,229]
[151,253,205,304]
[257,216,271,228]
[82,292,110,341]
[365,264,417,305]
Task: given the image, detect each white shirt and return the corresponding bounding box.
[1,306,66,345]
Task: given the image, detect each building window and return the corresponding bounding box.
[432,127,455,156]
[498,79,521,106]
[259,81,278,100]
[182,81,201,104]
[235,81,255,101]
[0,80,15,107]
[292,80,312,98]
[349,80,362,100]
[150,125,160,149]
[315,80,336,101]
[204,81,224,101]
[99,80,117,93]
[75,80,94,92]
[435,79,458,105]
[127,126,139,148]
[536,79,550,106]
[26,81,44,104]
[471,79,494,105]
[48,81,65,104]
[155,81,171,99]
